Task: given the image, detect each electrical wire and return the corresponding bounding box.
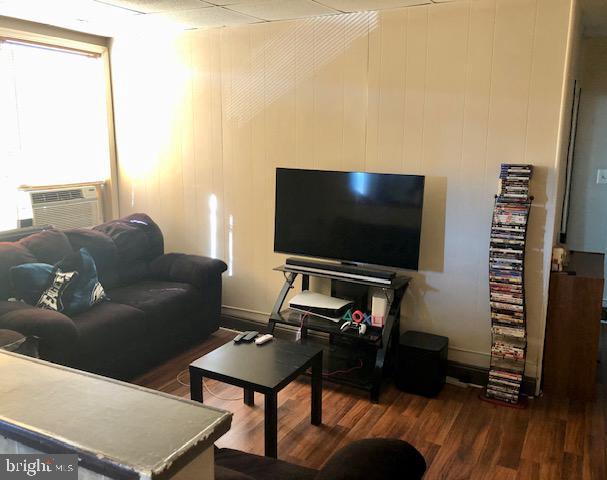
[323,358,364,377]
[176,369,242,401]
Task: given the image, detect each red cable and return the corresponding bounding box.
[299,312,364,377]
[322,358,364,377]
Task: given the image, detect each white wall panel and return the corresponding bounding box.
[111,0,574,378]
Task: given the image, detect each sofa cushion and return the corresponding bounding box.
[63,228,119,288]
[0,301,78,362]
[93,214,164,286]
[215,448,317,480]
[71,302,148,353]
[0,243,37,300]
[19,229,72,265]
[106,280,202,327]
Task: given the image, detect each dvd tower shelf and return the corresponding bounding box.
[484,164,533,406]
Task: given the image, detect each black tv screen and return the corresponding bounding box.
[274,168,425,270]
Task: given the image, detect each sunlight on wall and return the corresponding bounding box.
[114,31,191,183]
[226,11,377,124]
[209,194,218,259]
[228,214,234,277]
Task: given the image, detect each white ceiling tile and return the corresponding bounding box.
[227,0,338,21]
[315,0,429,12]
[0,0,138,35]
[142,6,261,28]
[94,0,212,14]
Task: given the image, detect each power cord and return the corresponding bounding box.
[323,358,364,377]
[176,369,243,401]
[305,358,364,377]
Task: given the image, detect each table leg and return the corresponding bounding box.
[264,392,278,458]
[244,388,254,406]
[189,367,203,403]
[311,352,322,425]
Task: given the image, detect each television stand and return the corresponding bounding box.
[268,264,410,402]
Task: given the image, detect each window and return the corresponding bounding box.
[0,38,112,231]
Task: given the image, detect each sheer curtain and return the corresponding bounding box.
[0,40,111,230]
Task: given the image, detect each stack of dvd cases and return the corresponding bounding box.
[486,164,533,405]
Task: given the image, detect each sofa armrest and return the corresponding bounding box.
[149,254,227,290]
[0,301,78,363]
[315,438,426,480]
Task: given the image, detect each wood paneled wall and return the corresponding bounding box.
[110,0,574,379]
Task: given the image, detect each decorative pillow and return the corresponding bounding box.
[10,263,55,305]
[37,270,78,312]
[54,248,108,315]
[9,248,107,315]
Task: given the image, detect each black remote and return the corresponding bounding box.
[242,331,259,343]
[233,332,248,343]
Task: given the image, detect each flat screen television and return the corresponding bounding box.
[274,168,425,270]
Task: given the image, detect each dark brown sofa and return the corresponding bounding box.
[0,213,227,379]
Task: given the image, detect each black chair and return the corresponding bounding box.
[215,438,427,480]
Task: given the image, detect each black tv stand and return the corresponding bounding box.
[268,264,410,402]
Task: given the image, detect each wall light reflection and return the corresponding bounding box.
[226,11,377,125]
[228,214,234,277]
[209,194,218,259]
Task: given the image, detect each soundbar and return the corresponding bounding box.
[285,258,395,285]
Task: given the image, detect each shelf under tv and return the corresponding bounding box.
[302,338,378,391]
[268,264,411,402]
[272,308,384,345]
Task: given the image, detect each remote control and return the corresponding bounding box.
[242,331,259,343]
[233,331,248,343]
[255,334,273,345]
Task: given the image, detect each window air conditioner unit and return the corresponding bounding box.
[25,185,104,230]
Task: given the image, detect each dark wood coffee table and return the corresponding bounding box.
[189,338,323,458]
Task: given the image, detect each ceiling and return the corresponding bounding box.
[0,0,606,38]
[0,0,455,37]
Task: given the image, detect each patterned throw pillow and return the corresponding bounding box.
[36,270,78,312]
[10,248,107,315]
[54,248,108,315]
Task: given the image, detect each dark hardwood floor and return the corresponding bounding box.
[133,328,607,479]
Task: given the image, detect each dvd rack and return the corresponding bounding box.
[485,164,533,405]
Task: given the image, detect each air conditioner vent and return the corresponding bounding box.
[31,189,84,204]
[28,186,103,230]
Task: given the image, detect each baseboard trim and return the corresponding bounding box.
[220,314,537,397]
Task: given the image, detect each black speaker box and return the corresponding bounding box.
[395,331,448,397]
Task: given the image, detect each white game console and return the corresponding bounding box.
[289,290,353,322]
